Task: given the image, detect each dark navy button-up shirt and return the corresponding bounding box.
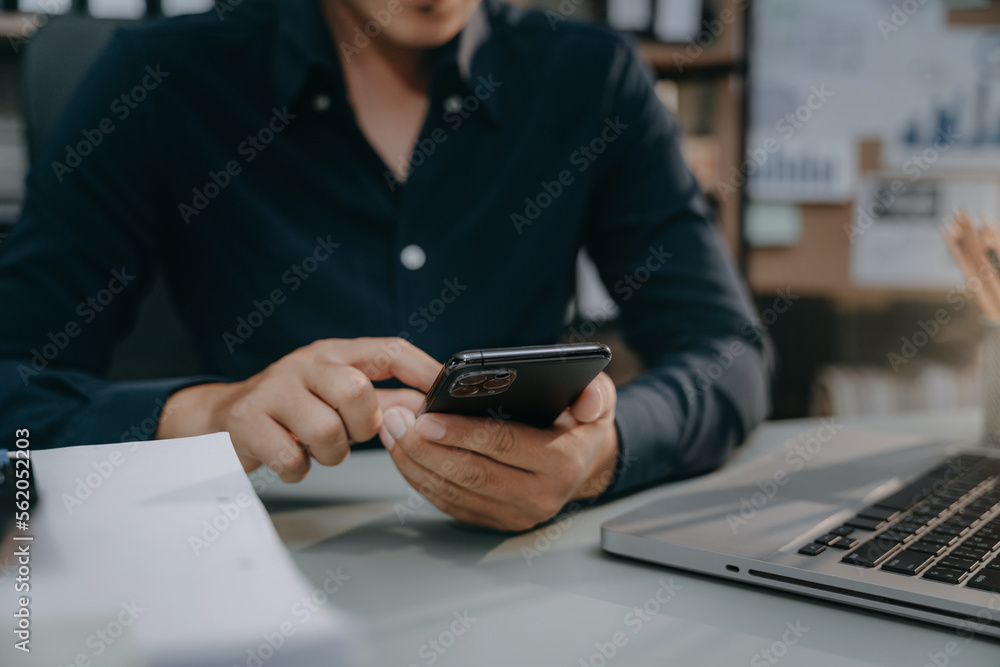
[0,0,772,496]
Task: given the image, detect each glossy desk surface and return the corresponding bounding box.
[260,408,1000,666]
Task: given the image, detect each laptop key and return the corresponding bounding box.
[841,539,899,568]
[881,550,933,576]
[939,556,979,572]
[965,536,1000,551]
[975,525,1000,540]
[925,498,954,513]
[987,558,1000,570]
[922,531,959,547]
[877,481,937,511]
[922,566,968,585]
[798,543,826,556]
[881,525,912,543]
[831,526,854,537]
[967,569,1000,593]
[860,506,899,522]
[908,540,946,556]
[813,533,840,546]
[829,536,859,550]
[947,514,978,528]
[952,546,990,562]
[845,517,885,532]
[932,523,968,538]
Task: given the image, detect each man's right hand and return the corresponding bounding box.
[155,337,440,482]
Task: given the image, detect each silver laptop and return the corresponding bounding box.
[601,423,1000,637]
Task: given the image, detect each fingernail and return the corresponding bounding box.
[415,414,447,440]
[379,425,395,451]
[384,408,408,441]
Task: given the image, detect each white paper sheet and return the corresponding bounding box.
[0,434,358,667]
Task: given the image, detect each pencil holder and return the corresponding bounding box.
[983,320,1000,447]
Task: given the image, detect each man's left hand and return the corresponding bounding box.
[379,372,620,532]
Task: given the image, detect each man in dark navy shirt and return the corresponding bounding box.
[0,0,772,530]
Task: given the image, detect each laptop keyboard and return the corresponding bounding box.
[796,453,1000,592]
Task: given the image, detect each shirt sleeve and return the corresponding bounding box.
[583,41,774,496]
[0,30,219,448]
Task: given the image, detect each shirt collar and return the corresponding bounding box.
[272,0,501,120]
[273,0,341,111]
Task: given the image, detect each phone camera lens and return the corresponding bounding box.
[493,372,511,380]
[457,374,487,386]
[482,377,513,390]
[450,385,480,397]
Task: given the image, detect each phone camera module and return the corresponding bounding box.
[449,369,516,398]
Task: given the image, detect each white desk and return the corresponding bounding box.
[260,409,1000,666]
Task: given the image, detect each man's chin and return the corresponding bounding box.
[386,11,470,48]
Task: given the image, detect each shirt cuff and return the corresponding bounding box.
[600,379,684,499]
[69,375,227,446]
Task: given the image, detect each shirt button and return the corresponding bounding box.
[313,94,332,112]
[443,95,463,114]
[400,245,426,271]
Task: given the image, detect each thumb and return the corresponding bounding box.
[569,373,615,423]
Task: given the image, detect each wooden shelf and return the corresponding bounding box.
[0,12,38,54]
[637,0,746,75]
[0,12,36,38]
[638,40,742,74]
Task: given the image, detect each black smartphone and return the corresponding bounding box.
[419,343,612,428]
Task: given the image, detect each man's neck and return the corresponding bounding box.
[322,0,430,95]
